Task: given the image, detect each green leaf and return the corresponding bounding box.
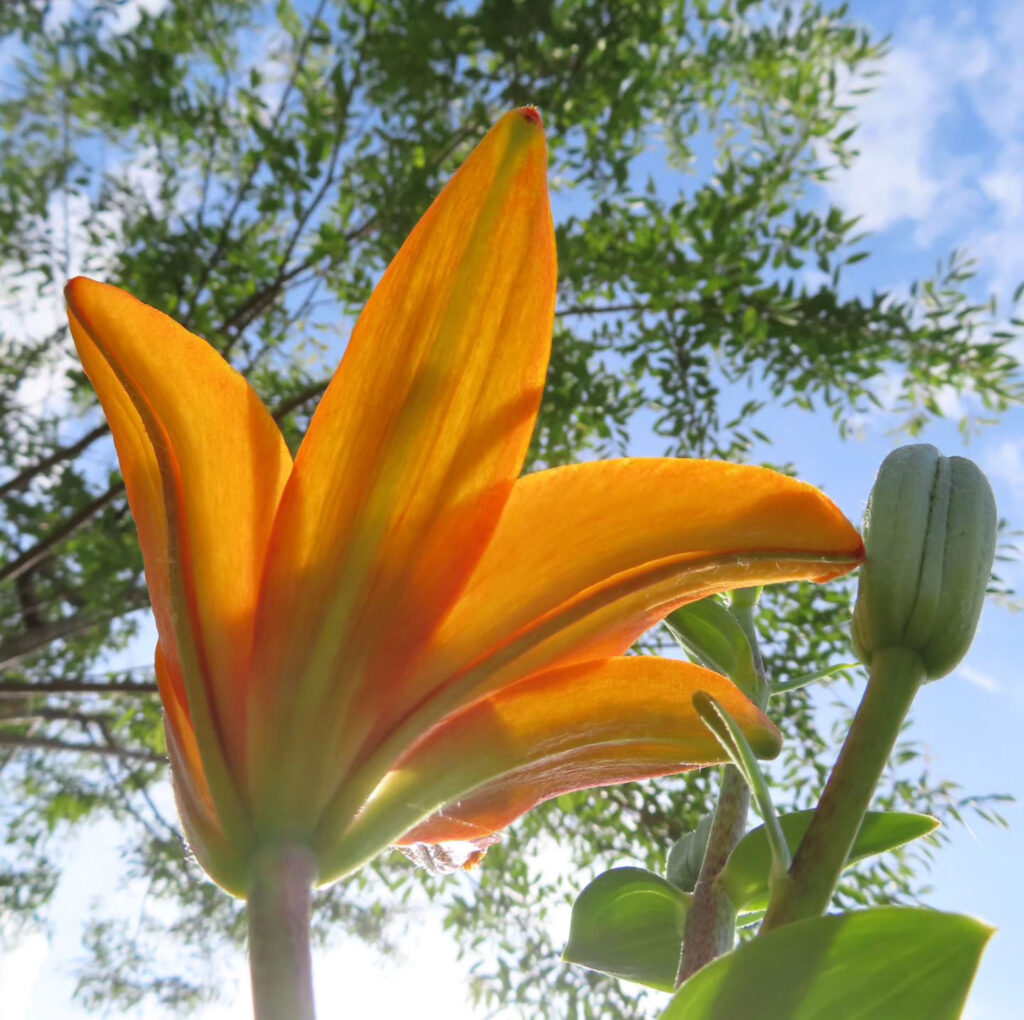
[563,867,690,992]
[662,908,991,1019]
[721,811,939,910]
[770,662,858,696]
[666,814,714,892]
[664,596,758,695]
[693,693,791,884]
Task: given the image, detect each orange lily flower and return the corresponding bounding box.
[65,110,863,897]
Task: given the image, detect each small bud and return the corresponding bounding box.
[851,444,997,680]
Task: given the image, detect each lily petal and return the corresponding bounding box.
[157,644,248,895]
[317,657,779,880]
[247,110,556,822]
[401,459,862,728]
[66,279,292,831]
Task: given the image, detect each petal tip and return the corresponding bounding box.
[497,107,547,150]
[64,275,90,307]
[65,276,111,319]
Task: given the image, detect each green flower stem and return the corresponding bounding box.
[760,646,926,933]
[676,763,748,983]
[247,847,318,1020]
[676,589,766,985]
[694,692,791,880]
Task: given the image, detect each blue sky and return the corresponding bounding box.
[1,1,1022,1016]
[745,4,1024,1017]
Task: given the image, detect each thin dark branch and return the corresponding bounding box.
[0,733,164,763]
[0,679,157,697]
[555,301,681,318]
[195,70,233,235]
[217,3,375,353]
[0,594,148,673]
[215,211,378,342]
[187,0,331,311]
[15,571,42,631]
[270,379,330,422]
[0,422,109,500]
[241,277,327,378]
[0,481,124,584]
[0,373,327,596]
[1,706,117,724]
[95,743,180,844]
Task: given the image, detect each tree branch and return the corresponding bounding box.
[187,0,331,312]
[0,481,124,585]
[0,679,157,697]
[0,422,109,500]
[0,373,325,595]
[0,732,163,763]
[0,595,148,673]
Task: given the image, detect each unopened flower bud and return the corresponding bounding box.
[851,444,996,680]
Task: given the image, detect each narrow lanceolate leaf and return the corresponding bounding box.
[246,108,556,826]
[316,657,780,880]
[662,908,991,1020]
[770,662,858,697]
[693,692,791,875]
[720,811,939,912]
[562,868,691,993]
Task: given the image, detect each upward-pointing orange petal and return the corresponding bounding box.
[66,279,292,831]
[246,110,556,828]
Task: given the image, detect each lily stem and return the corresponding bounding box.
[676,764,749,983]
[676,590,766,985]
[759,646,925,933]
[247,846,318,1020]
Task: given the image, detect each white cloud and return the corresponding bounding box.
[45,0,168,36]
[824,1,1024,303]
[109,0,168,36]
[981,158,1024,223]
[984,437,1024,503]
[956,663,1003,694]
[825,46,949,233]
[0,935,47,1020]
[973,1,1024,138]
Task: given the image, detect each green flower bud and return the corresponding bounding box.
[851,444,997,680]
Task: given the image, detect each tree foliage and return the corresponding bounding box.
[0,0,1018,1015]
